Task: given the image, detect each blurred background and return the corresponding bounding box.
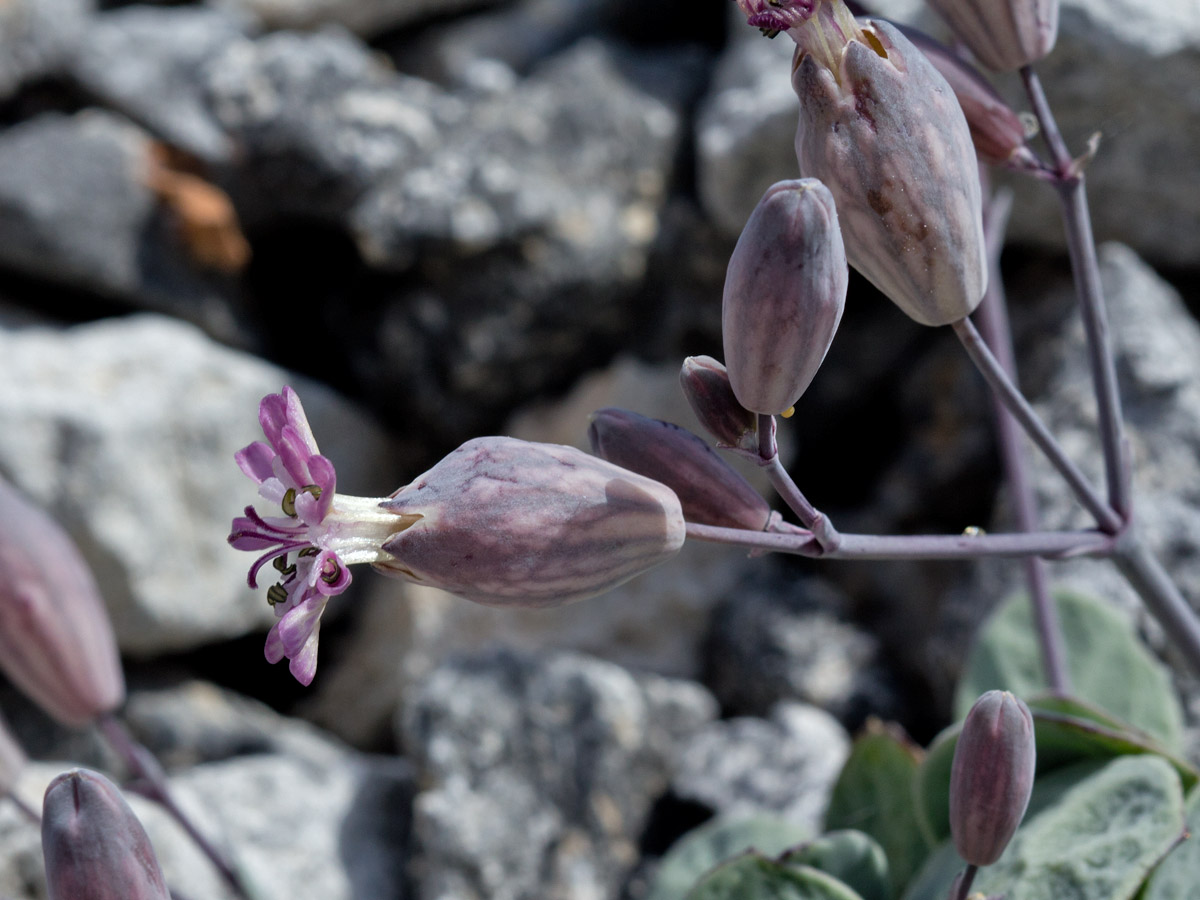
[1,0,1199,896]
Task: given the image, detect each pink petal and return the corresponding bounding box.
[281,387,320,456]
[276,595,327,658]
[264,623,285,664]
[235,441,277,484]
[287,623,321,686]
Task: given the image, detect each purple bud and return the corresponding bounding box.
[949,690,1036,866]
[897,26,1029,167]
[790,11,988,326]
[588,408,771,531]
[42,768,171,900]
[0,476,125,727]
[378,437,686,606]
[0,712,25,799]
[722,179,848,415]
[679,356,759,452]
[926,0,1058,72]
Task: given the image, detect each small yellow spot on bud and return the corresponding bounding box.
[962,525,986,537]
[781,406,796,419]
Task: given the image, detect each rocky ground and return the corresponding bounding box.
[1,0,1199,897]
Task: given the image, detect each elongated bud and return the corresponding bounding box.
[680,356,758,452]
[897,25,1029,167]
[42,768,171,900]
[378,437,686,606]
[761,1,987,326]
[0,712,25,798]
[925,0,1058,72]
[949,690,1036,866]
[0,476,125,727]
[589,408,771,531]
[722,179,848,415]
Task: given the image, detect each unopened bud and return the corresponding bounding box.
[898,26,1029,166]
[589,408,771,531]
[0,476,125,727]
[0,712,25,798]
[680,356,758,452]
[722,179,848,415]
[949,690,1036,866]
[378,437,686,606]
[763,2,987,326]
[42,768,171,900]
[925,0,1058,72]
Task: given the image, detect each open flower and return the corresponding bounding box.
[228,387,418,685]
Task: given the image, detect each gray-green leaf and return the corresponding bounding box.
[687,854,865,900]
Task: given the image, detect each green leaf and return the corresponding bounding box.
[905,757,1185,900]
[1142,785,1200,900]
[824,721,933,898]
[687,854,865,900]
[647,817,812,900]
[780,830,890,900]
[956,590,1184,751]
[914,699,1197,845]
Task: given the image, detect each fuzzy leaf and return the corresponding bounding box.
[779,830,890,900]
[687,854,865,900]
[956,590,1183,751]
[647,817,812,900]
[824,721,932,897]
[1142,784,1200,900]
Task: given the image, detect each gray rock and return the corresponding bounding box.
[705,575,902,727]
[399,649,718,900]
[209,0,499,38]
[0,313,401,655]
[69,5,249,163]
[697,1,1200,265]
[0,111,241,338]
[0,0,91,100]
[670,702,849,833]
[205,28,454,223]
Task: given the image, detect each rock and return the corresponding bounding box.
[670,702,849,833]
[0,703,412,900]
[705,574,903,728]
[399,649,718,900]
[0,111,242,339]
[698,1,1200,265]
[0,0,92,100]
[68,5,249,163]
[0,313,402,656]
[305,357,768,747]
[210,0,499,38]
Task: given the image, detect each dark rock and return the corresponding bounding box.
[399,648,717,900]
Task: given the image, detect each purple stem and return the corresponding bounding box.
[757,413,842,552]
[1021,65,1131,519]
[948,865,978,900]
[975,183,1070,694]
[952,317,1122,534]
[1113,538,1200,678]
[685,521,1114,560]
[97,714,256,900]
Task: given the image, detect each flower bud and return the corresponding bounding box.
[378,437,686,606]
[722,179,848,415]
[0,475,125,727]
[897,25,1029,166]
[949,690,1036,866]
[679,356,758,452]
[588,408,771,531]
[0,712,25,798]
[925,0,1058,72]
[787,8,988,326]
[42,768,171,900]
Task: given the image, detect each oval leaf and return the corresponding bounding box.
[780,830,890,900]
[688,854,865,900]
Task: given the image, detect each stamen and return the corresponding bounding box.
[267,584,288,606]
[281,488,298,517]
[298,547,319,558]
[320,561,342,585]
[272,555,297,576]
[301,484,322,500]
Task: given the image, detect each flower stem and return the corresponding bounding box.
[1113,537,1200,678]
[685,521,1114,560]
[952,317,1121,534]
[97,714,257,900]
[975,182,1070,694]
[1021,64,1131,520]
[948,865,978,900]
[757,414,842,552]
